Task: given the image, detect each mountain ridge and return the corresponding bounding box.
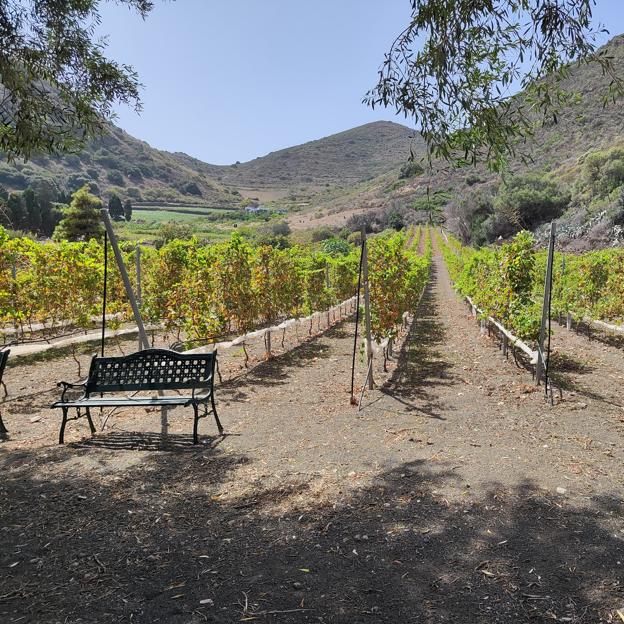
[0,120,418,206]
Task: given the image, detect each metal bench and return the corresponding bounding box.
[0,349,9,438]
[51,348,222,444]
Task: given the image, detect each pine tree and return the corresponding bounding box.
[53,186,104,242]
[23,188,42,233]
[124,199,133,222]
[6,194,24,230]
[108,193,124,221]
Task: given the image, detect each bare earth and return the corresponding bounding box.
[1,248,623,623]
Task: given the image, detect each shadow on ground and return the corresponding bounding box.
[2,419,621,622]
[72,431,229,452]
[373,264,452,420]
[218,323,347,405]
[548,349,624,409]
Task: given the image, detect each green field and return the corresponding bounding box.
[132,209,219,223]
[113,204,276,243]
[134,205,236,215]
[112,207,235,242]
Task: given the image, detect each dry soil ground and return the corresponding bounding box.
[0,248,623,623]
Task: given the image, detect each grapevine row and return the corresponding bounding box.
[367,228,430,342]
[437,229,624,341]
[0,226,430,347]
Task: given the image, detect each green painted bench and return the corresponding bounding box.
[51,348,222,444]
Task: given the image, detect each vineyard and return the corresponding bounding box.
[0,225,429,351]
[2,224,624,624]
[437,229,624,342]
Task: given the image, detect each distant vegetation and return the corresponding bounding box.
[451,143,624,246]
[398,160,424,179]
[53,186,104,242]
[0,181,66,237]
[0,125,241,208]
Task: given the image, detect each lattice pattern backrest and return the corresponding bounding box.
[86,349,215,393]
[0,349,9,382]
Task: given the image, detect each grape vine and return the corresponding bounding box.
[437,229,624,341]
[1,226,429,347]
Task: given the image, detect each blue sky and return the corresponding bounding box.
[99,0,624,165]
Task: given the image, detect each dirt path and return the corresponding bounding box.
[550,317,624,419]
[1,250,622,623]
[370,250,623,501]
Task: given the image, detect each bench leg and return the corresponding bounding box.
[0,410,7,438]
[211,392,224,434]
[85,407,96,435]
[192,403,200,445]
[59,407,69,444]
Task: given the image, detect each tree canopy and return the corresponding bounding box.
[0,0,154,161]
[108,193,124,221]
[54,186,104,242]
[366,0,624,172]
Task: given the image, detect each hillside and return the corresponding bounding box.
[0,120,419,210]
[0,124,243,207]
[301,35,624,249]
[173,121,420,192]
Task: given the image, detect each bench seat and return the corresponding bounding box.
[51,394,209,408]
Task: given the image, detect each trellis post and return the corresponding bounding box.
[536,222,556,385]
[361,228,374,390]
[100,209,149,351]
[136,243,142,351]
[101,210,168,432]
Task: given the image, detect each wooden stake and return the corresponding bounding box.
[101,210,149,350]
[265,329,271,360]
[136,243,142,305]
[361,228,374,390]
[136,243,142,351]
[536,221,556,385]
[101,210,167,434]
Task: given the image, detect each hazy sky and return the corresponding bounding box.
[99,0,624,165]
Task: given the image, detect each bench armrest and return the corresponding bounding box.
[191,381,213,401]
[57,379,88,401]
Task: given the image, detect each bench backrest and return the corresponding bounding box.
[85,348,216,394]
[0,349,9,382]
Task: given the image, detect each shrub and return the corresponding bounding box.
[183,181,202,196]
[155,222,194,249]
[126,166,144,182]
[309,226,334,242]
[465,173,482,186]
[321,237,351,255]
[0,166,28,189]
[493,173,569,229]
[577,146,624,201]
[106,170,125,186]
[126,187,142,199]
[398,160,424,179]
[66,173,90,192]
[387,210,405,231]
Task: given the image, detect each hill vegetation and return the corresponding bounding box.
[0,124,241,207]
[4,32,624,250]
[0,121,418,208]
[174,121,420,190]
[322,35,624,250]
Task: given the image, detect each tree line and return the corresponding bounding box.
[0,184,133,240]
